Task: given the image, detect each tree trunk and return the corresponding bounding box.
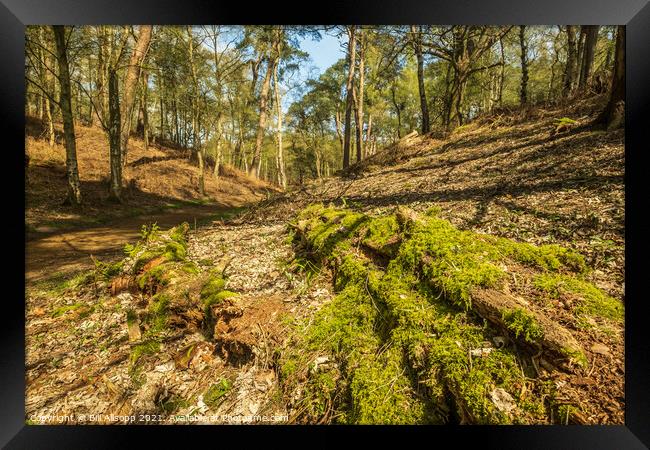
[107,69,122,202]
[578,25,599,90]
[447,71,468,129]
[335,109,344,152]
[213,115,223,179]
[596,26,625,128]
[250,58,275,178]
[159,96,164,142]
[391,83,402,139]
[355,29,365,162]
[120,25,152,167]
[519,25,528,105]
[142,71,149,150]
[411,25,430,134]
[576,27,587,86]
[273,62,287,189]
[365,113,373,158]
[343,25,356,169]
[498,38,505,106]
[563,26,578,96]
[39,27,56,147]
[53,25,82,206]
[352,84,362,163]
[186,27,205,196]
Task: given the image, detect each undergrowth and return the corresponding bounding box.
[278,203,622,424]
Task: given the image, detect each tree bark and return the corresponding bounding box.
[335,109,344,153]
[273,62,287,189]
[107,69,122,202]
[391,83,402,139]
[563,26,578,96]
[411,25,430,134]
[213,114,223,179]
[53,25,83,206]
[250,58,275,178]
[142,71,149,150]
[186,26,205,196]
[596,26,625,128]
[366,113,373,158]
[519,25,528,105]
[355,29,365,162]
[38,27,56,147]
[343,25,356,169]
[576,27,587,86]
[578,25,599,90]
[120,25,152,167]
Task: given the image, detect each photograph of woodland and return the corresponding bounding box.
[25,25,624,425]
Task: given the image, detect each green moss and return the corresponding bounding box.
[169,222,190,245]
[132,248,165,273]
[396,218,505,309]
[137,263,174,290]
[164,240,187,261]
[200,275,227,301]
[180,261,199,274]
[159,394,189,414]
[497,240,587,273]
[295,203,368,259]
[348,345,430,424]
[51,303,84,318]
[204,290,239,308]
[361,215,400,256]
[534,273,623,323]
[280,204,603,424]
[130,339,160,365]
[204,379,232,408]
[372,263,532,425]
[502,309,544,344]
[139,293,170,336]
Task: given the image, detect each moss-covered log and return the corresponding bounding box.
[282,203,623,424]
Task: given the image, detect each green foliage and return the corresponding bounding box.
[361,215,400,256]
[348,346,429,424]
[534,273,623,323]
[163,240,187,261]
[130,340,161,365]
[280,204,606,424]
[204,379,232,408]
[159,394,189,414]
[140,222,161,242]
[200,275,226,301]
[137,263,172,290]
[51,303,85,318]
[554,117,578,126]
[502,309,544,343]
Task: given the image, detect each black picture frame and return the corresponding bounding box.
[4,0,649,447]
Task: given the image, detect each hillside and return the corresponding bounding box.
[25,97,625,425]
[25,117,276,235]
[253,94,624,300]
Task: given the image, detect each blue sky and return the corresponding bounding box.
[282,30,345,108]
[298,31,345,74]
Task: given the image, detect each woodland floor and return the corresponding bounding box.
[24,94,625,425]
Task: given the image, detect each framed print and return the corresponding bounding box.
[3,0,649,447]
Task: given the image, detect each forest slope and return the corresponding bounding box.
[254,94,624,301]
[25,95,625,425]
[25,117,276,235]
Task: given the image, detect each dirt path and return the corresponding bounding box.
[25,219,332,424]
[25,204,239,284]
